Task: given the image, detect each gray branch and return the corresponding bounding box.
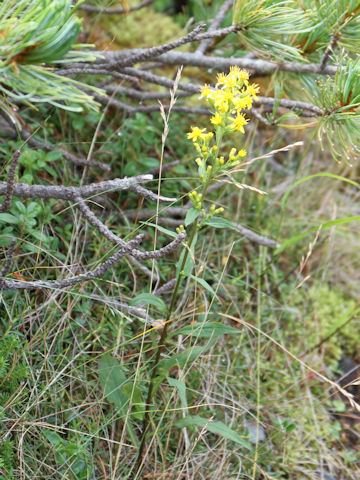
[75,196,186,260]
[0,238,17,279]
[112,24,206,68]
[0,149,21,212]
[196,0,234,54]
[83,70,322,118]
[0,175,153,201]
[96,50,337,76]
[104,85,193,100]
[0,235,144,291]
[126,205,279,249]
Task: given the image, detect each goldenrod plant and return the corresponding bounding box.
[135,67,262,475]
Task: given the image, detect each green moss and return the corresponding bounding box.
[95,2,184,49]
[308,283,359,362]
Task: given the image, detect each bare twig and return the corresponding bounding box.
[87,294,154,322]
[104,85,193,100]
[320,34,339,72]
[196,0,234,54]
[56,68,137,85]
[128,184,177,202]
[128,256,160,283]
[78,67,322,117]
[74,196,186,261]
[79,0,154,14]
[113,24,206,68]
[250,108,273,125]
[0,235,144,291]
[230,222,279,249]
[89,86,322,120]
[0,149,21,212]
[0,238,17,278]
[118,67,199,93]
[153,277,176,296]
[0,175,153,201]
[145,159,180,176]
[97,50,337,75]
[83,89,210,115]
[253,96,323,116]
[126,205,279,248]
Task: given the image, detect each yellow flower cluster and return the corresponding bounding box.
[199,66,259,133]
[186,67,259,210]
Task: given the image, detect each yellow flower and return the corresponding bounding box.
[195,157,203,167]
[229,66,249,84]
[210,112,223,126]
[200,132,214,142]
[238,149,247,157]
[224,75,237,89]
[187,126,206,142]
[216,73,228,86]
[230,113,249,133]
[212,90,231,113]
[246,84,260,99]
[200,84,213,98]
[233,95,253,111]
[239,70,249,82]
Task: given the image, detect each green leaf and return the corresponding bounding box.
[130,293,167,313]
[174,322,240,338]
[276,216,360,254]
[156,341,215,390]
[167,377,188,409]
[27,202,41,217]
[176,233,197,279]
[98,355,138,445]
[14,201,26,214]
[175,416,252,450]
[281,173,360,212]
[98,355,128,413]
[204,216,238,231]
[141,221,177,238]
[45,150,63,162]
[0,213,19,224]
[185,208,200,227]
[182,272,218,300]
[139,157,159,169]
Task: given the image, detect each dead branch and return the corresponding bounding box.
[0,238,17,278]
[0,175,153,201]
[0,235,144,290]
[126,205,279,249]
[0,149,21,212]
[113,24,206,68]
[196,0,234,54]
[74,196,186,260]
[96,49,337,76]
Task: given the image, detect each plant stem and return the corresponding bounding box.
[132,222,199,477]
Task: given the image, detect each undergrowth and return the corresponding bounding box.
[1,1,360,479]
